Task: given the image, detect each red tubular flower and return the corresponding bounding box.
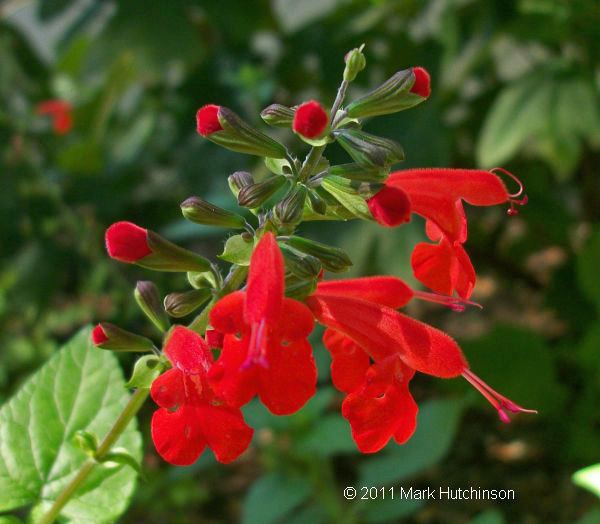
[208,233,317,415]
[105,221,152,263]
[36,99,73,135]
[367,185,412,227]
[196,104,223,136]
[410,67,431,98]
[293,100,329,139]
[150,326,253,465]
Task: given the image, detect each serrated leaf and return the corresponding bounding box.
[242,473,312,524]
[0,327,142,523]
[125,355,164,389]
[218,235,254,266]
[573,464,600,499]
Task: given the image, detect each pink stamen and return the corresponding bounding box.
[413,290,483,312]
[242,319,269,370]
[462,369,537,423]
[490,167,529,216]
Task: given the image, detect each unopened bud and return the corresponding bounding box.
[197,105,287,158]
[134,281,169,332]
[343,45,366,82]
[285,274,318,300]
[181,196,246,229]
[328,163,387,182]
[260,104,295,127]
[273,185,307,227]
[164,288,212,318]
[285,236,352,273]
[91,323,155,352]
[333,129,404,168]
[345,67,430,119]
[228,171,254,198]
[321,175,383,198]
[280,243,322,279]
[307,189,327,215]
[237,176,286,208]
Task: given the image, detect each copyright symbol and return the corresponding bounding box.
[344,486,357,500]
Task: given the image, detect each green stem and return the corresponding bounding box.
[38,388,149,524]
[298,145,326,182]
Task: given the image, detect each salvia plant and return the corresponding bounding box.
[36,46,536,521]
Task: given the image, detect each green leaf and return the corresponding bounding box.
[125,355,164,390]
[358,398,464,486]
[576,228,600,309]
[320,178,372,220]
[470,510,505,524]
[218,235,254,266]
[0,327,142,523]
[363,497,424,523]
[242,473,312,524]
[573,464,600,499]
[297,414,356,456]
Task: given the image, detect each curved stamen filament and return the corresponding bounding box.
[413,290,483,312]
[491,167,524,198]
[462,369,537,423]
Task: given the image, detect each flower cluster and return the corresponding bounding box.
[94,46,535,465]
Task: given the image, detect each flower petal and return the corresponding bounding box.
[245,233,284,325]
[306,294,467,378]
[151,406,206,466]
[367,185,412,227]
[277,298,314,340]
[196,404,253,464]
[315,276,414,309]
[150,368,185,409]
[164,325,213,374]
[209,291,246,334]
[323,329,370,394]
[258,339,317,415]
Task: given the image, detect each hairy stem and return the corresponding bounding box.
[38,388,149,524]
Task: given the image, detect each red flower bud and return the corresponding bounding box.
[293,100,329,139]
[196,104,223,136]
[92,324,108,345]
[36,99,73,135]
[105,221,152,263]
[367,185,412,227]
[410,67,431,98]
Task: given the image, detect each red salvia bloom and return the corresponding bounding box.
[36,99,73,135]
[150,325,253,465]
[306,276,535,451]
[196,104,223,136]
[105,221,152,263]
[293,100,329,139]
[208,233,317,415]
[410,67,431,98]
[91,324,108,345]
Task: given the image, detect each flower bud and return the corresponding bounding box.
[181,196,246,229]
[328,163,387,182]
[279,243,322,279]
[196,104,287,158]
[285,236,352,273]
[293,101,329,139]
[187,270,217,289]
[307,189,327,215]
[134,281,170,332]
[343,45,366,82]
[333,129,404,168]
[105,221,211,273]
[164,288,212,318]
[321,175,383,198]
[228,171,254,198]
[345,67,430,119]
[273,185,307,227]
[367,185,412,227]
[237,176,286,208]
[92,323,155,352]
[285,275,318,300]
[260,104,295,127]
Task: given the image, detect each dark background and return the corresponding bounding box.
[1,0,599,522]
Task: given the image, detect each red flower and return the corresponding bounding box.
[36,99,73,135]
[293,100,329,139]
[196,104,223,136]
[150,326,253,465]
[105,221,152,263]
[208,233,317,415]
[366,185,411,227]
[91,324,108,345]
[410,67,431,98]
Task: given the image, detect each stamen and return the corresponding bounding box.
[413,290,482,312]
[490,167,529,217]
[242,319,269,369]
[462,369,537,423]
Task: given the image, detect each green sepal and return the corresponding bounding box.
[307,188,327,215]
[73,430,99,458]
[125,354,165,389]
[260,104,295,127]
[228,171,254,198]
[345,68,425,118]
[134,281,170,332]
[285,275,318,300]
[237,176,287,208]
[164,288,212,318]
[273,185,308,228]
[187,270,218,289]
[328,163,388,182]
[219,234,254,266]
[285,236,352,273]
[181,196,246,228]
[98,448,146,480]
[140,231,211,273]
[95,323,155,352]
[333,128,404,167]
[320,177,376,220]
[279,243,322,279]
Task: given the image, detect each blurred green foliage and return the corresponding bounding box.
[0,0,599,522]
